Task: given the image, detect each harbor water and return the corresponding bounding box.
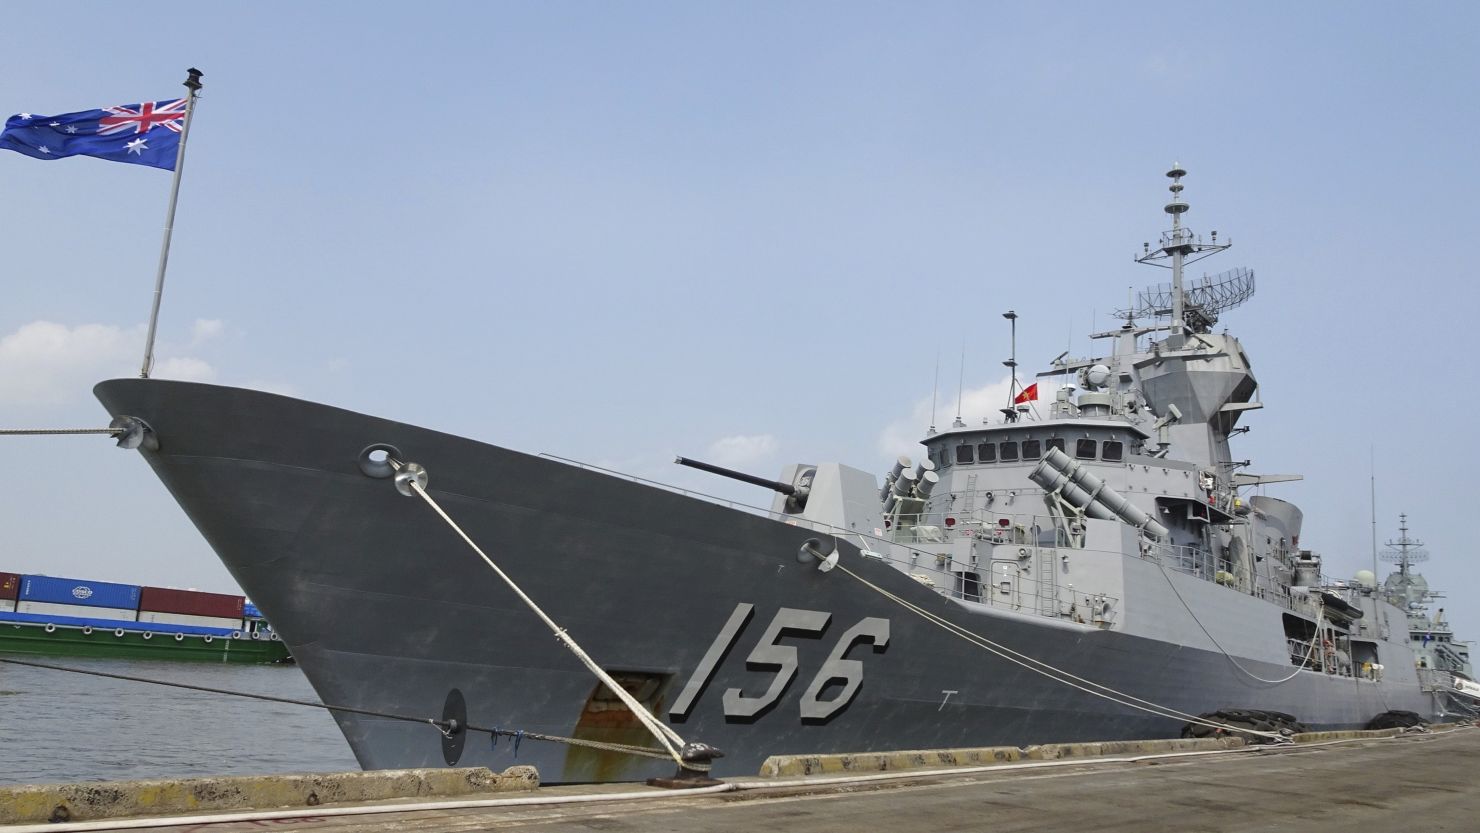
[0,657,358,785]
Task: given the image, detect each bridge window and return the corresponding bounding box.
[1022,439,1042,460]
[1102,440,1124,462]
[1075,439,1097,459]
[1000,441,1019,462]
[1046,438,1065,454]
[977,442,996,463]
[955,444,974,464]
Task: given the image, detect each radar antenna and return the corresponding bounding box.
[1123,267,1256,332]
[1132,165,1241,339]
[1380,513,1429,575]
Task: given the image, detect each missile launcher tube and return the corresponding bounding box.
[1029,447,1170,540]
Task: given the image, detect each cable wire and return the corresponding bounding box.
[391,459,689,766]
[1155,559,1320,685]
[832,561,1286,740]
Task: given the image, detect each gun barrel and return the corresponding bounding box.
[675,456,797,495]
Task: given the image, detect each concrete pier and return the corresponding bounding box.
[3,726,1476,832]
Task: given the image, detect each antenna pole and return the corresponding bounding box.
[1370,446,1379,583]
[928,353,939,435]
[953,342,966,428]
[1165,164,1189,345]
[1002,310,1018,420]
[1134,165,1238,335]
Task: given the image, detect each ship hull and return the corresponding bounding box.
[95,379,1432,782]
[0,616,290,663]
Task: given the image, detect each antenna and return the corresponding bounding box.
[1124,267,1256,332]
[952,342,965,428]
[1001,310,1019,423]
[1132,164,1237,338]
[928,352,939,436]
[1370,447,1378,583]
[1380,513,1429,574]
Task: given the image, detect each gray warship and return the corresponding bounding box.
[94,166,1475,782]
[1380,515,1479,716]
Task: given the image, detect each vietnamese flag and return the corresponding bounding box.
[1013,383,1039,405]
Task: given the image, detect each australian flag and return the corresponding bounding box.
[0,99,187,170]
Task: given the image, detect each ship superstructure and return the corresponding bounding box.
[776,165,1379,681]
[1377,515,1479,714]
[93,166,1470,783]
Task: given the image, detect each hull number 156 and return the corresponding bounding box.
[669,603,890,722]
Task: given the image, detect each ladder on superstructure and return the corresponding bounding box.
[1038,542,1058,616]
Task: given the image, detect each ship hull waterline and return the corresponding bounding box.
[0,622,290,663]
[94,379,1430,782]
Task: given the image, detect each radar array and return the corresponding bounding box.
[1381,513,1429,567]
[1129,165,1256,334]
[1122,268,1256,332]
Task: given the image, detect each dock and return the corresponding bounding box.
[3,727,1476,832]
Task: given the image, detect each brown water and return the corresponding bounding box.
[0,657,359,785]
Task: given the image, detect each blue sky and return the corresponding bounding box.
[2,3,1477,638]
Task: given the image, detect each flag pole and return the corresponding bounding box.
[139,67,203,379]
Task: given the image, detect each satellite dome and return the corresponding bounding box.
[1354,570,1376,588]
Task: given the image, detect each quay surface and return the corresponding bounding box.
[5,727,1477,832]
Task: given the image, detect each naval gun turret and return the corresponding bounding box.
[674,455,886,537]
[675,456,811,513]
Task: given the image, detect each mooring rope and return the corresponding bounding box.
[387,458,691,767]
[828,560,1288,740]
[0,656,672,761]
[0,428,121,436]
[1156,559,1321,685]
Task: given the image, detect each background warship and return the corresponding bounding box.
[94,166,1476,782]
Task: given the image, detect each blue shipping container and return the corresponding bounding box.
[243,602,261,619]
[20,575,141,610]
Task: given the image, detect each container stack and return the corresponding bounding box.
[16,575,141,621]
[137,587,245,630]
[0,572,18,613]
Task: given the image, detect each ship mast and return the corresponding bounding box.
[1385,513,1428,579]
[1134,164,1233,344]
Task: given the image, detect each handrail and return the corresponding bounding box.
[536,453,1310,624]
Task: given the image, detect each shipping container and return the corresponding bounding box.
[0,571,19,601]
[0,599,14,613]
[19,575,140,610]
[136,610,244,630]
[139,587,244,619]
[0,609,237,637]
[15,600,139,622]
[243,602,262,619]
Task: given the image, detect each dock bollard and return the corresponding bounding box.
[647,742,725,789]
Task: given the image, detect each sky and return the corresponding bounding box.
[1,3,1477,639]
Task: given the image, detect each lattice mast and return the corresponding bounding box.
[1381,513,1429,577]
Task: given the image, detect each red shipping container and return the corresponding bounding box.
[139,586,244,619]
[0,572,18,601]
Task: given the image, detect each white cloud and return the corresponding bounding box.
[153,356,217,383]
[0,321,140,406]
[0,320,226,406]
[878,374,1045,457]
[190,318,225,346]
[706,433,779,469]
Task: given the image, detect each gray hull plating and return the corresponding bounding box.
[95,380,1427,782]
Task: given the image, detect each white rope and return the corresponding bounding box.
[1156,559,1320,685]
[833,561,1286,740]
[396,467,689,766]
[0,427,121,435]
